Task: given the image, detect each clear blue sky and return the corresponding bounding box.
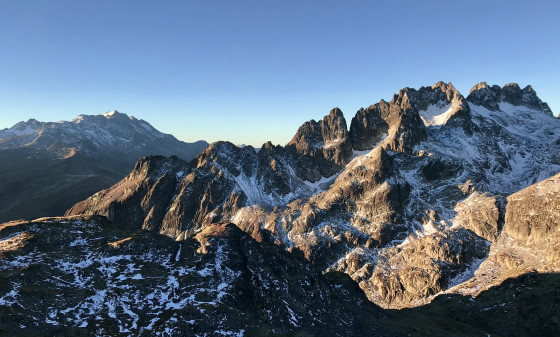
[1,1,558,147]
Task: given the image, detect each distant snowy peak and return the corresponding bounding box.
[100,110,139,121]
[1,111,163,149]
[0,118,44,140]
[0,110,209,162]
[72,110,130,123]
[15,118,45,129]
[102,110,119,117]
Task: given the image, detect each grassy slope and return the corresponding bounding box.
[0,149,127,222]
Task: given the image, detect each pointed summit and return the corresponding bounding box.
[102,110,122,117]
[466,82,501,111]
[520,85,552,114]
[285,107,353,181]
[288,107,349,152]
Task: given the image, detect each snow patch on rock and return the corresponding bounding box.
[419,102,454,126]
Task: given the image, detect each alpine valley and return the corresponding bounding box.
[0,111,208,222]
[1,82,559,336]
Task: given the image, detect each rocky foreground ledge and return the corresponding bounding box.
[0,213,559,336]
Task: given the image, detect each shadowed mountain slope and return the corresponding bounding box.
[0,111,207,222]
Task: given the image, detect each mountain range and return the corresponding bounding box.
[0,111,208,222]
[1,82,559,335]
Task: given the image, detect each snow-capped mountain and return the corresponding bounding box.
[0,110,208,222]
[2,82,560,335]
[67,82,560,309]
[0,110,207,162]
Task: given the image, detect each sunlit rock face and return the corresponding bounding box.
[67,82,560,309]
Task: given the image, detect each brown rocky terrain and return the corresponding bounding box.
[1,215,559,336]
[0,217,388,336]
[448,172,560,299]
[64,81,560,313]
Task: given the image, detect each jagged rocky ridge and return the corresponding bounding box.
[467,82,552,113]
[0,111,208,222]
[67,82,560,309]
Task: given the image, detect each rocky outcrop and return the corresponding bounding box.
[66,155,186,232]
[349,82,474,153]
[445,172,560,300]
[349,102,391,151]
[519,85,553,114]
[1,216,556,336]
[280,147,410,267]
[330,228,489,308]
[454,191,504,242]
[466,82,502,111]
[287,108,349,153]
[501,172,560,264]
[286,108,353,181]
[407,81,474,134]
[348,90,428,153]
[67,143,261,237]
[392,272,560,337]
[467,82,552,114]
